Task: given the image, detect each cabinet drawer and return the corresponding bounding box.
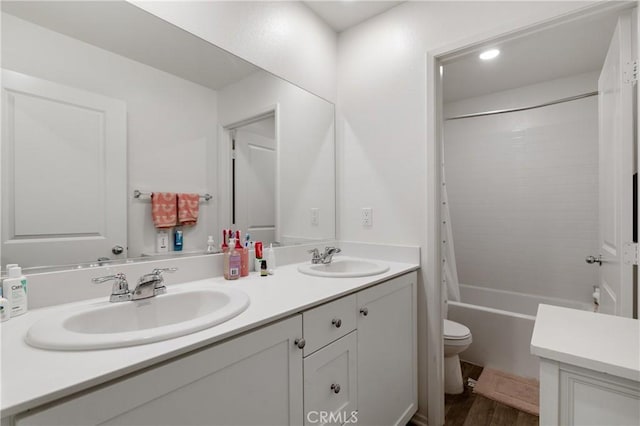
[304,331,357,426]
[303,294,356,355]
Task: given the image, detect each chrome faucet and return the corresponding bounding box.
[132,268,177,300]
[92,273,132,303]
[308,247,342,264]
[93,267,177,302]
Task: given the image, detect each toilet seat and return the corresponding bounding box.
[444,319,471,341]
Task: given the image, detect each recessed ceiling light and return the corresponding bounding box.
[479,49,500,60]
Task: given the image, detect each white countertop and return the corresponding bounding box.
[1,258,418,417]
[531,304,640,381]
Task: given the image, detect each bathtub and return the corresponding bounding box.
[447,284,593,379]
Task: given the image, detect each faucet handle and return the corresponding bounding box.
[151,267,178,276]
[308,248,320,255]
[92,273,131,302]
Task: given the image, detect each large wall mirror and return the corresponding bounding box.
[0,1,336,271]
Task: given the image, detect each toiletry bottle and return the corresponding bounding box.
[174,228,183,251]
[241,242,249,277]
[266,243,276,275]
[255,241,263,272]
[207,236,216,253]
[222,230,230,278]
[0,287,10,322]
[260,260,268,277]
[226,238,240,280]
[3,266,27,317]
[156,230,169,253]
[222,230,229,252]
[232,231,246,277]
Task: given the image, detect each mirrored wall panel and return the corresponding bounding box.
[1,1,335,270]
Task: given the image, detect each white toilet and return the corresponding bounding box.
[444,319,473,394]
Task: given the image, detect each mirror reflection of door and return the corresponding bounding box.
[1,70,127,268]
[231,115,277,246]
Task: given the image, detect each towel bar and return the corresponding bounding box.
[133,190,213,202]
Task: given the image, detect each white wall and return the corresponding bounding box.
[218,71,336,243]
[444,72,599,305]
[336,2,595,424]
[2,13,219,257]
[130,1,337,103]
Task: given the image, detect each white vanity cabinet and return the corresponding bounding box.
[10,271,418,426]
[539,360,640,426]
[532,304,640,426]
[15,315,304,426]
[356,272,417,426]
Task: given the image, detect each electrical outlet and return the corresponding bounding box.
[311,208,319,226]
[362,207,373,226]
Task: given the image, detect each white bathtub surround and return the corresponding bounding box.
[531,304,640,425]
[449,284,592,379]
[443,72,600,305]
[0,257,419,418]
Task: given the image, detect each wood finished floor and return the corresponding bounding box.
[444,362,539,426]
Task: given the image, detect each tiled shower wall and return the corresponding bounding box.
[444,72,599,304]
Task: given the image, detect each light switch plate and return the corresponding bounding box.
[311,208,319,226]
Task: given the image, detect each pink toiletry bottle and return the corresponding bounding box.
[226,237,240,280]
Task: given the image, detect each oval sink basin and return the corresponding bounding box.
[26,287,250,350]
[297,257,390,278]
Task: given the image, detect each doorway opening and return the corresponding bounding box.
[224,111,278,246]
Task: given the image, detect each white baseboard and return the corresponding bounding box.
[409,411,428,426]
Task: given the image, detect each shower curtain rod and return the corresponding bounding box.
[444,91,598,121]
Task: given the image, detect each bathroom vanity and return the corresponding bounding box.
[531,304,640,426]
[0,258,418,426]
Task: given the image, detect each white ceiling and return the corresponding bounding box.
[1,1,260,91]
[304,1,403,33]
[443,10,621,103]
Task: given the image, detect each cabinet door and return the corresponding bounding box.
[16,316,304,426]
[304,332,357,426]
[357,272,417,426]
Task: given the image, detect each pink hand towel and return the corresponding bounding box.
[178,193,200,226]
[152,192,177,228]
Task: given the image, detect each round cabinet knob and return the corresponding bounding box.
[112,245,124,255]
[331,384,341,394]
[294,338,306,349]
[360,307,369,316]
[332,318,342,328]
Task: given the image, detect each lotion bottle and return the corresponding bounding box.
[266,243,276,275]
[3,266,27,317]
[206,236,216,253]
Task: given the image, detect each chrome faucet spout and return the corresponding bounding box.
[309,247,341,264]
[132,267,177,301]
[321,247,341,264]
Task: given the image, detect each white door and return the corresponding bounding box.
[596,12,636,317]
[233,116,277,244]
[1,70,127,268]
